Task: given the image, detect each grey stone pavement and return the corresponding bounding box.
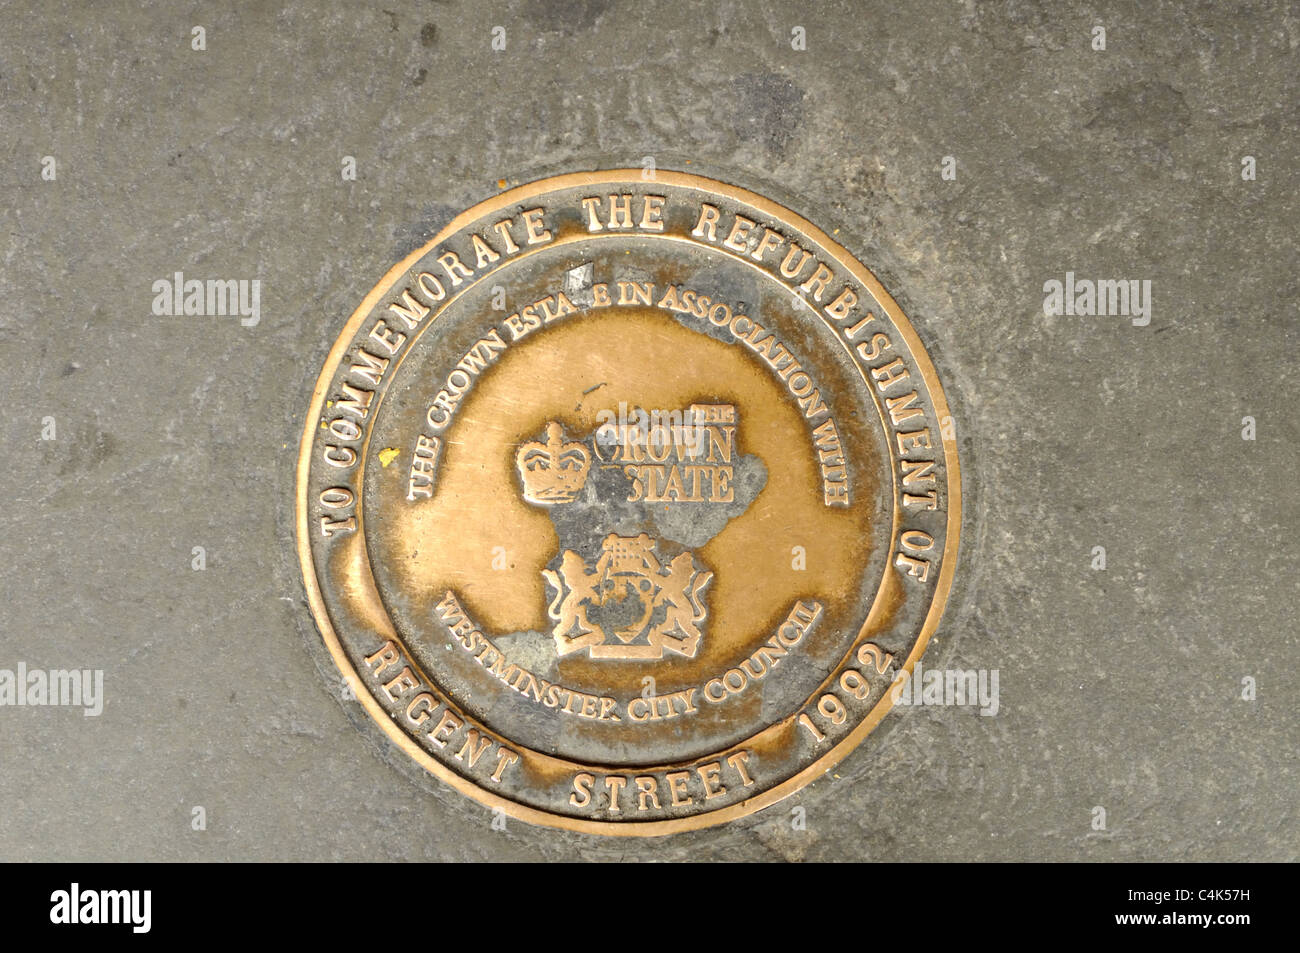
[1,1,1295,861]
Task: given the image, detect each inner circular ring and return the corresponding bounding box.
[354,232,902,769]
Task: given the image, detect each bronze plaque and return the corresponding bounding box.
[295,170,960,834]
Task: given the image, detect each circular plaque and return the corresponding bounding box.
[296,170,960,835]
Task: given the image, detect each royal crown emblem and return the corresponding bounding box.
[515,422,591,505]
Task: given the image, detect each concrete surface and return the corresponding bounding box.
[1,0,1295,861]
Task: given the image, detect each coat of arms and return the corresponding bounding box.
[541,533,712,659]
